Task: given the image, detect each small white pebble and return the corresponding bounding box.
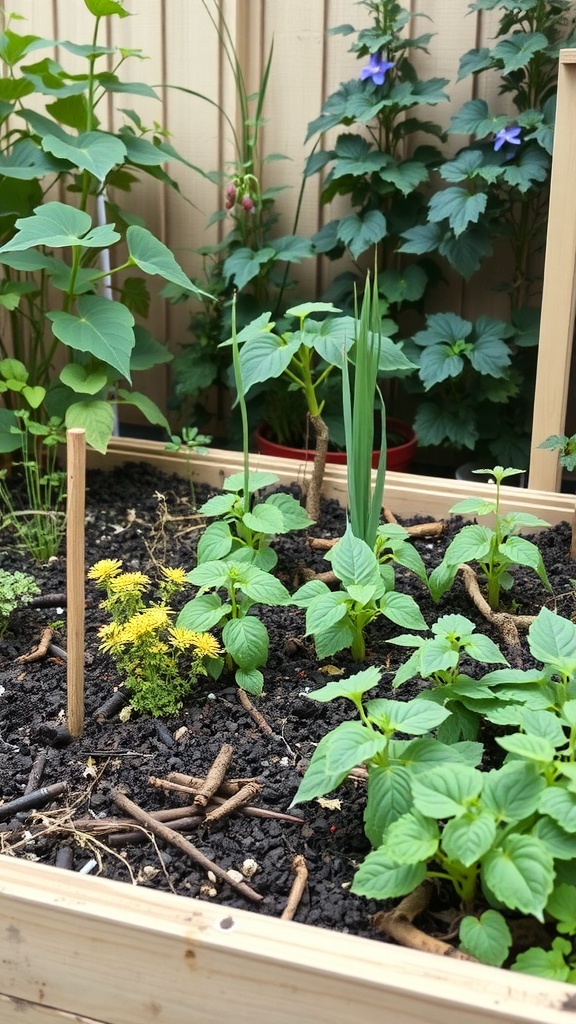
[173,726,188,742]
[226,869,244,884]
[279,756,290,767]
[200,884,218,898]
[79,859,98,875]
[207,870,217,883]
[241,858,259,878]
[207,693,216,701]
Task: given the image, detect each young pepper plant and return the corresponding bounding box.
[429,465,551,609]
[293,524,428,661]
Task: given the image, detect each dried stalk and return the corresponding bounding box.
[281,854,309,920]
[16,626,53,663]
[193,744,235,807]
[204,781,262,826]
[167,772,258,795]
[458,563,535,653]
[372,882,478,962]
[383,507,444,537]
[112,790,263,902]
[237,689,274,736]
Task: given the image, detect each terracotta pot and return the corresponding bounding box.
[254,417,417,473]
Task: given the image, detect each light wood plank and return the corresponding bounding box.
[529,51,576,490]
[1,856,576,1024]
[87,438,575,526]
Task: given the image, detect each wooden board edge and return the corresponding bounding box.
[1,857,575,1024]
[86,439,576,527]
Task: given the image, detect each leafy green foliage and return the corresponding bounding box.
[538,433,576,473]
[429,466,550,609]
[0,2,206,453]
[0,567,40,635]
[293,524,427,661]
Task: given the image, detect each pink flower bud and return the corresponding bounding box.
[225,182,237,201]
[241,195,255,213]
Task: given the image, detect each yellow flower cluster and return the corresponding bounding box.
[160,566,188,587]
[169,627,222,658]
[108,571,151,596]
[87,559,123,583]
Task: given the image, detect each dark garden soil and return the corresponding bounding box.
[0,461,574,947]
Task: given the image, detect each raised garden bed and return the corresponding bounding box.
[2,445,576,1024]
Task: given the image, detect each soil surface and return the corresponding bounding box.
[0,461,574,944]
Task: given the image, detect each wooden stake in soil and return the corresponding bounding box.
[66,428,86,738]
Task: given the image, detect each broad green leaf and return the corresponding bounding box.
[64,399,114,453]
[532,818,576,860]
[499,536,550,589]
[329,526,381,588]
[198,492,237,517]
[22,385,45,409]
[60,364,107,395]
[176,593,228,632]
[127,225,206,294]
[450,99,508,139]
[379,591,428,630]
[378,265,428,305]
[238,566,291,606]
[428,558,459,602]
[441,810,496,867]
[265,492,314,531]
[512,940,572,982]
[364,764,413,846]
[116,389,169,431]
[420,638,458,678]
[482,834,554,919]
[291,720,388,805]
[465,633,508,665]
[235,667,264,695]
[482,762,546,821]
[0,201,120,252]
[270,234,313,262]
[411,765,483,818]
[223,246,275,290]
[418,345,465,388]
[187,558,235,589]
[538,787,576,833]
[351,849,427,899]
[365,697,451,736]
[42,130,126,181]
[242,502,284,535]
[291,579,329,609]
[496,732,555,764]
[237,331,301,392]
[223,470,279,492]
[336,209,387,261]
[306,665,382,705]
[428,186,487,237]
[492,32,548,75]
[84,0,130,16]
[48,296,134,379]
[313,618,356,659]
[222,616,269,670]
[546,884,576,937]
[382,810,440,864]
[196,521,233,564]
[459,911,512,967]
[528,607,576,674]
[442,523,493,565]
[130,325,173,370]
[305,591,350,634]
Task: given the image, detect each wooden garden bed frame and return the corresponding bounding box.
[4,47,576,1024]
[2,855,576,1024]
[2,439,576,1024]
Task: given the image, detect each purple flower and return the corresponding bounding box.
[493,125,522,152]
[359,53,395,87]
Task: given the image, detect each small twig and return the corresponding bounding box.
[112,790,263,902]
[93,690,128,724]
[371,882,478,961]
[237,689,274,736]
[48,643,67,660]
[281,854,309,920]
[29,592,67,608]
[23,751,46,795]
[16,626,53,663]
[193,744,235,807]
[204,781,262,826]
[458,563,534,661]
[167,772,258,795]
[295,567,337,586]
[383,507,444,537]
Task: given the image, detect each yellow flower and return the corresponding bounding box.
[123,606,171,642]
[169,626,202,650]
[108,571,150,595]
[88,559,123,583]
[190,632,222,659]
[98,622,128,652]
[160,566,188,587]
